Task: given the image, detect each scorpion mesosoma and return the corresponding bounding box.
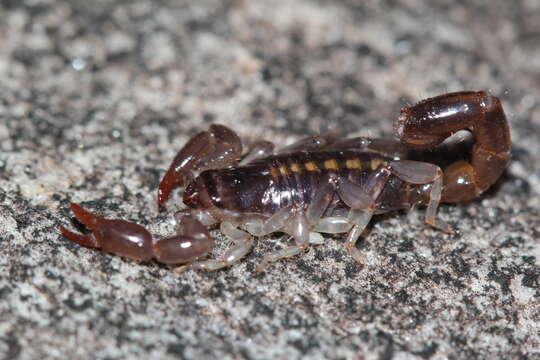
[60,91,511,272]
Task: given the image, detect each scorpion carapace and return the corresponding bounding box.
[60,91,511,271]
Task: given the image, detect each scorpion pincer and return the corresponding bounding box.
[60,91,511,272]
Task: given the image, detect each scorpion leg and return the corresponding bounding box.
[306,174,337,224]
[388,160,452,233]
[336,166,392,264]
[255,212,311,272]
[174,208,218,227]
[255,244,304,273]
[158,124,242,209]
[242,205,301,272]
[345,209,374,264]
[279,135,330,154]
[304,172,354,236]
[313,217,353,233]
[240,124,340,164]
[253,176,338,272]
[278,124,341,154]
[243,205,295,237]
[183,222,254,271]
[326,137,408,159]
[396,91,511,202]
[406,202,421,226]
[239,140,275,165]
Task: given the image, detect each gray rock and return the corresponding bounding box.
[1,1,539,359]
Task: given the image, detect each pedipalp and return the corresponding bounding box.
[61,203,217,265]
[157,124,242,209]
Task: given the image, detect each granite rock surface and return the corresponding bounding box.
[1,1,539,359]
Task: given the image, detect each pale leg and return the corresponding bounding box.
[336,165,391,263]
[388,160,453,233]
[255,212,311,272]
[240,140,275,165]
[180,222,254,271]
[345,209,374,264]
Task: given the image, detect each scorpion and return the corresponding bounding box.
[60,91,511,272]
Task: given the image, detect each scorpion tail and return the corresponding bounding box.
[395,91,511,202]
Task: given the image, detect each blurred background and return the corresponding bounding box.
[0,1,538,359]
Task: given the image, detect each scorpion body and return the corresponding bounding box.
[60,91,511,271]
[187,150,428,219]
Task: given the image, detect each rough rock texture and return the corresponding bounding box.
[1,1,539,359]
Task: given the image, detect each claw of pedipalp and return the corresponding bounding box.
[157,169,185,210]
[59,225,98,248]
[58,203,102,248]
[70,202,102,228]
[60,203,155,262]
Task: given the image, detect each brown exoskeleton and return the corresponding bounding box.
[60,91,511,272]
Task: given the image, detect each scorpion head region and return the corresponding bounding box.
[183,175,213,211]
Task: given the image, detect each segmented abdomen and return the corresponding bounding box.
[203,150,410,217]
[264,151,389,212]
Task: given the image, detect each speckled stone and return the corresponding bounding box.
[1,1,539,359]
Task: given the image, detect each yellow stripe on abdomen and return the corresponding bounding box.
[290,163,302,173]
[345,158,362,170]
[304,161,319,172]
[323,159,339,171]
[370,158,383,170]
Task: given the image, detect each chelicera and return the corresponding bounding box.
[60,91,511,272]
